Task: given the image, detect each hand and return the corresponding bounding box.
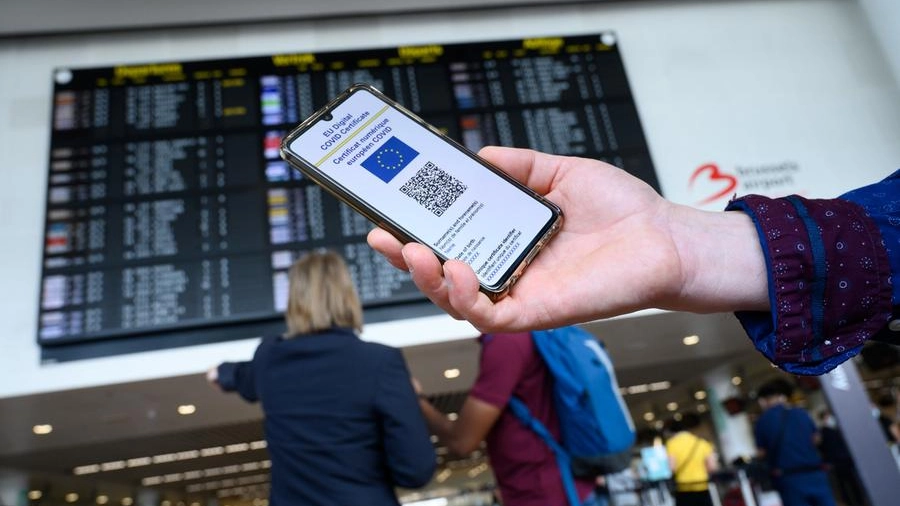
[206,366,220,386]
[411,377,423,396]
[368,147,767,332]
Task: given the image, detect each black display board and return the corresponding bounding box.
[38,33,658,354]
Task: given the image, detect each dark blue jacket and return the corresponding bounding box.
[218,328,435,506]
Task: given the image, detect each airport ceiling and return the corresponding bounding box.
[0,310,780,504]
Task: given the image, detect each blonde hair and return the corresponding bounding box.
[284,250,363,336]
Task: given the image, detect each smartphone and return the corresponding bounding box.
[280,84,562,300]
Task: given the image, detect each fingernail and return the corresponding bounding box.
[443,267,455,291]
[401,249,413,274]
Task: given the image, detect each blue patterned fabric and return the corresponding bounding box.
[726,170,899,375]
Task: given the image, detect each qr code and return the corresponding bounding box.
[399,162,467,216]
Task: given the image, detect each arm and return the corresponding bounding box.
[215,361,259,403]
[369,147,897,374]
[368,146,769,333]
[417,333,530,457]
[705,452,720,473]
[667,454,678,474]
[417,394,502,457]
[374,349,436,488]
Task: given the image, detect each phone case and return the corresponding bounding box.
[280,83,562,301]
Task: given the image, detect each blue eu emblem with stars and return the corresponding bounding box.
[361,137,419,183]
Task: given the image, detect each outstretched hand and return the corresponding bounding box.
[369,147,768,332]
[369,146,708,332]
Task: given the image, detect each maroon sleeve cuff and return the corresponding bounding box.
[726,194,892,374]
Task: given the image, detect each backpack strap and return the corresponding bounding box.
[508,396,582,506]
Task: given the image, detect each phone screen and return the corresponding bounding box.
[283,86,558,290]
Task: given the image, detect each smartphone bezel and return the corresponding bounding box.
[280,83,562,300]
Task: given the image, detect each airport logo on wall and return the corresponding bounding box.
[688,161,800,206]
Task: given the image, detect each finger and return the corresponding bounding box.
[441,260,514,331]
[367,227,408,271]
[400,243,463,320]
[478,146,563,195]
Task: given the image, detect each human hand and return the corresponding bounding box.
[206,366,220,387]
[368,147,767,332]
[411,377,423,396]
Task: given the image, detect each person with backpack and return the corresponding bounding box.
[413,327,634,506]
[754,379,836,506]
[665,413,719,506]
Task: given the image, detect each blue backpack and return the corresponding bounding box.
[507,326,636,506]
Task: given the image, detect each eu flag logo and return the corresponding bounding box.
[361,137,419,183]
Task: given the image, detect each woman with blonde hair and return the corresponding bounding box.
[208,250,435,506]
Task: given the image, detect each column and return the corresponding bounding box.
[821,361,900,506]
[704,365,756,464]
[0,471,27,506]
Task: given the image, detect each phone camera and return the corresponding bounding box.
[322,112,333,122]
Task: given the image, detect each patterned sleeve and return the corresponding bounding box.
[724,170,899,375]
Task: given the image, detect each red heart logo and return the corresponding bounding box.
[689,163,738,205]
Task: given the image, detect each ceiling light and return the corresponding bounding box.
[435,468,452,483]
[443,368,461,379]
[33,424,53,435]
[121,497,133,506]
[96,495,109,504]
[100,460,126,471]
[642,412,655,422]
[226,443,249,453]
[66,493,79,503]
[673,413,683,421]
[666,402,679,411]
[694,390,707,400]
[648,381,671,391]
[28,491,42,501]
[199,447,224,457]
[682,335,700,346]
[127,457,151,467]
[731,376,742,386]
[447,412,458,421]
[653,420,664,430]
[625,384,649,395]
[177,404,196,415]
[697,404,708,413]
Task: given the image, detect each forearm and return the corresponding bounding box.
[418,398,455,443]
[417,398,476,456]
[666,203,769,313]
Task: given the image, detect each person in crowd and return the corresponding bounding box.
[207,251,435,506]
[816,409,865,506]
[874,392,900,444]
[754,379,835,506]
[368,146,898,376]
[665,413,719,506]
[412,332,600,506]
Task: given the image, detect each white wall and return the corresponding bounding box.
[1,0,898,399]
[858,0,900,88]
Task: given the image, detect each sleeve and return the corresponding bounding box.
[217,361,259,403]
[468,333,532,408]
[754,420,768,451]
[725,170,899,375]
[374,348,436,488]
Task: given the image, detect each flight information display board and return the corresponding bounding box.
[39,33,658,346]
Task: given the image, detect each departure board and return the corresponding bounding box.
[39,33,658,346]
